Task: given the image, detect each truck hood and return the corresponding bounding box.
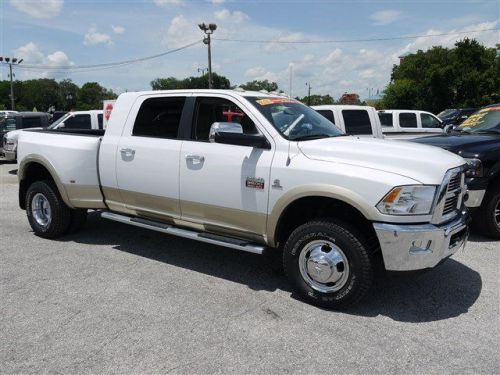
[4,128,43,140]
[297,136,465,185]
[411,133,500,157]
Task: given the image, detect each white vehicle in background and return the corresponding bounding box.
[2,110,103,161]
[312,105,383,138]
[378,110,444,139]
[0,110,18,117]
[16,89,469,309]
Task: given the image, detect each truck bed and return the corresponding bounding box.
[18,129,106,209]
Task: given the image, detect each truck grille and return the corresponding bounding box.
[432,168,465,224]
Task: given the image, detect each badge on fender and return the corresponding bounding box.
[246,177,265,190]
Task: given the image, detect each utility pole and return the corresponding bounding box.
[305,82,312,105]
[0,56,23,110]
[197,67,208,76]
[198,23,217,89]
[289,64,293,98]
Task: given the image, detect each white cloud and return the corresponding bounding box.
[84,27,113,46]
[154,0,184,6]
[15,42,45,64]
[9,0,63,19]
[370,10,402,25]
[214,9,249,23]
[164,15,202,48]
[319,48,343,65]
[112,25,125,34]
[209,0,225,4]
[14,42,74,79]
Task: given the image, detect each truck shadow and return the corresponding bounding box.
[62,212,482,323]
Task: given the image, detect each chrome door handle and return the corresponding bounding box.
[120,148,135,155]
[185,154,205,163]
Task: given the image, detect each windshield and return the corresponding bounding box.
[0,117,17,132]
[437,109,459,119]
[48,113,72,129]
[458,106,500,134]
[247,97,344,140]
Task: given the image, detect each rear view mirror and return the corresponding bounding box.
[57,122,65,129]
[209,122,270,149]
[209,122,243,142]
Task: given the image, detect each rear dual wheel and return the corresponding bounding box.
[26,180,87,238]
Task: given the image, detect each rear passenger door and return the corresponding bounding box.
[341,109,374,137]
[114,95,187,221]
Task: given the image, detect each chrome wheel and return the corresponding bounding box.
[495,198,500,228]
[31,193,52,227]
[298,240,350,293]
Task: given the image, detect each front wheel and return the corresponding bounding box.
[476,185,500,239]
[283,219,374,309]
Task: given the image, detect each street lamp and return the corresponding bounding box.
[198,23,217,89]
[0,56,23,110]
[66,93,73,111]
[305,82,312,105]
[197,67,208,76]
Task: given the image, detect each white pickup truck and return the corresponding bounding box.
[17,90,470,308]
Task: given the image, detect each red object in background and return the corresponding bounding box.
[104,103,114,121]
[223,110,244,123]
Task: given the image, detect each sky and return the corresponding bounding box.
[1,0,499,99]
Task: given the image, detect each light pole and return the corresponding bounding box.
[197,67,208,76]
[198,23,217,89]
[66,93,73,111]
[305,82,312,105]
[0,57,23,110]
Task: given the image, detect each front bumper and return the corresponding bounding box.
[373,210,470,271]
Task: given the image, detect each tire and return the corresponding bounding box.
[283,219,374,309]
[67,209,87,234]
[476,184,500,239]
[26,180,71,238]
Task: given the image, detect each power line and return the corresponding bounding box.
[15,40,202,72]
[213,27,500,44]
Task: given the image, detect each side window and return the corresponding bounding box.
[193,97,258,141]
[317,110,335,124]
[421,113,441,128]
[341,110,372,135]
[97,114,103,129]
[399,112,417,128]
[64,114,91,129]
[4,118,17,131]
[133,97,185,139]
[378,113,393,127]
[21,117,42,128]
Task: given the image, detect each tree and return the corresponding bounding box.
[18,79,62,112]
[151,73,231,90]
[77,82,117,110]
[239,80,279,92]
[58,79,80,111]
[296,94,335,106]
[383,39,499,113]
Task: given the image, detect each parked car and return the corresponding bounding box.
[413,104,500,238]
[312,105,383,138]
[1,112,50,156]
[2,110,103,161]
[437,108,477,128]
[0,110,18,117]
[16,89,469,308]
[378,110,443,139]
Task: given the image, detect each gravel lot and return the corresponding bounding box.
[1,160,499,374]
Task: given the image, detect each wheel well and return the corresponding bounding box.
[274,196,379,250]
[19,162,54,209]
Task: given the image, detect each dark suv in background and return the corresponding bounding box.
[1,112,50,156]
[413,104,500,238]
[437,108,477,128]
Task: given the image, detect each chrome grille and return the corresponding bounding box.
[447,173,461,192]
[431,167,465,224]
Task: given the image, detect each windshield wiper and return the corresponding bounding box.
[291,134,337,141]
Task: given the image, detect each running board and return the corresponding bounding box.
[100,211,265,255]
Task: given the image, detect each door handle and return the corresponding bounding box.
[120,148,135,156]
[185,154,205,163]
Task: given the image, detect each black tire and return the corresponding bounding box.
[476,184,500,239]
[283,219,374,309]
[67,209,87,234]
[26,180,71,238]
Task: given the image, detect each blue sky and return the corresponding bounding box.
[1,0,498,99]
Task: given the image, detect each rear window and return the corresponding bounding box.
[378,113,393,127]
[316,110,335,124]
[399,113,417,128]
[341,110,372,135]
[64,114,91,129]
[133,97,185,139]
[98,114,103,129]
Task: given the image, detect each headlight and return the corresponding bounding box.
[464,158,483,178]
[377,185,437,215]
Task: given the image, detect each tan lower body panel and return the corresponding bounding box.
[64,184,106,209]
[101,186,267,244]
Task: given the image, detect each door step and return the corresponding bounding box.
[101,211,265,255]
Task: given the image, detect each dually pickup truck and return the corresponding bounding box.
[17,90,470,308]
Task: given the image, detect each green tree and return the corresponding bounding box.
[18,79,62,112]
[151,73,231,90]
[296,94,335,106]
[77,82,117,110]
[239,79,279,92]
[58,79,80,111]
[383,39,499,113]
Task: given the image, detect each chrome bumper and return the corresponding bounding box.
[373,210,470,271]
[465,189,485,208]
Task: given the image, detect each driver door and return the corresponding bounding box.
[179,94,274,241]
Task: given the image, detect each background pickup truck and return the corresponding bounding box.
[17,89,469,308]
[378,110,444,139]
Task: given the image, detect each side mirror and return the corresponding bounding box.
[460,115,468,120]
[444,124,454,134]
[209,122,270,149]
[57,122,65,129]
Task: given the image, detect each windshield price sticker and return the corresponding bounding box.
[256,98,299,106]
[461,113,486,128]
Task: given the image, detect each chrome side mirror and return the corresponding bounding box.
[209,122,243,143]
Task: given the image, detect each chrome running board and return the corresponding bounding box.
[101,211,265,255]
